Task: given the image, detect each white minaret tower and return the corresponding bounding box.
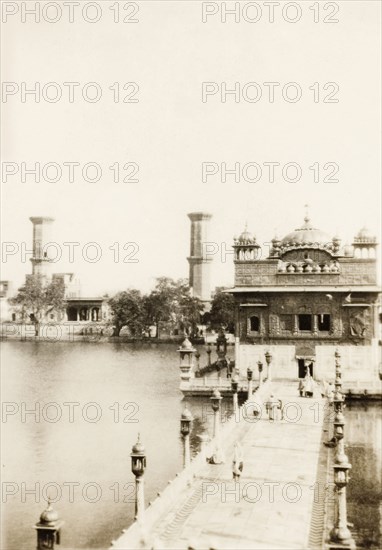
[187,212,212,307]
[29,217,55,278]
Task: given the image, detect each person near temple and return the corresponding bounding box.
[304,374,314,398]
[265,394,280,421]
[232,442,244,482]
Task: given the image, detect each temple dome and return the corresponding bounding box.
[281,216,332,247]
[354,227,376,242]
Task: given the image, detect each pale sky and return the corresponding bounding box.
[1,1,381,296]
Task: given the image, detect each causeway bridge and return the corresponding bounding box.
[110,378,348,550]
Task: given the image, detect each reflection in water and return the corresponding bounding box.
[1,341,381,549]
[345,402,382,549]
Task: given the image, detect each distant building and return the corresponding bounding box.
[5,217,110,329]
[229,215,381,386]
[0,281,14,322]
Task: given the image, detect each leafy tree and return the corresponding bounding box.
[143,277,204,338]
[178,294,204,337]
[9,275,66,336]
[108,289,144,337]
[109,278,205,339]
[143,278,179,338]
[209,289,235,332]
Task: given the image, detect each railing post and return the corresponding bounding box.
[180,406,193,469]
[131,434,146,524]
[329,349,355,549]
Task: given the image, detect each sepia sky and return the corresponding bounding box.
[1,0,381,295]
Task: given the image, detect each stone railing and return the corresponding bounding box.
[110,381,271,549]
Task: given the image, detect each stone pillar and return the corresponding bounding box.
[234,336,240,375]
[135,476,145,523]
[180,407,193,469]
[293,315,298,335]
[29,217,55,279]
[313,314,318,336]
[187,212,213,307]
[213,406,220,440]
[265,351,273,381]
[184,434,190,468]
[209,389,224,463]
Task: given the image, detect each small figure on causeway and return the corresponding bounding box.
[265,394,280,421]
[232,442,244,482]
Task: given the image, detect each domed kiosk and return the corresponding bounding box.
[34,501,63,549]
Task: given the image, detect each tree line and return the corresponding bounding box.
[8,275,235,338]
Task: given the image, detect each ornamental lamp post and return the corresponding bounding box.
[177,337,196,386]
[257,361,263,386]
[231,377,239,415]
[265,351,273,381]
[131,434,146,523]
[34,501,64,550]
[216,327,228,356]
[329,409,355,549]
[330,457,355,548]
[335,349,342,392]
[247,367,253,400]
[180,406,193,468]
[333,413,348,462]
[335,369,342,392]
[333,391,345,415]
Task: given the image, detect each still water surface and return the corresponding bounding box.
[1,341,381,549]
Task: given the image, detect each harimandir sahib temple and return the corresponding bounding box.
[229,215,381,389]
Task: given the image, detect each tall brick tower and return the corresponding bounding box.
[29,217,55,278]
[187,212,213,306]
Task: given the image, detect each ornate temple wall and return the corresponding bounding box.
[236,293,378,345]
[238,342,380,387]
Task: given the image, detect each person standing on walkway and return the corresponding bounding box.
[232,442,244,482]
[298,378,305,397]
[266,394,280,421]
[304,374,314,398]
